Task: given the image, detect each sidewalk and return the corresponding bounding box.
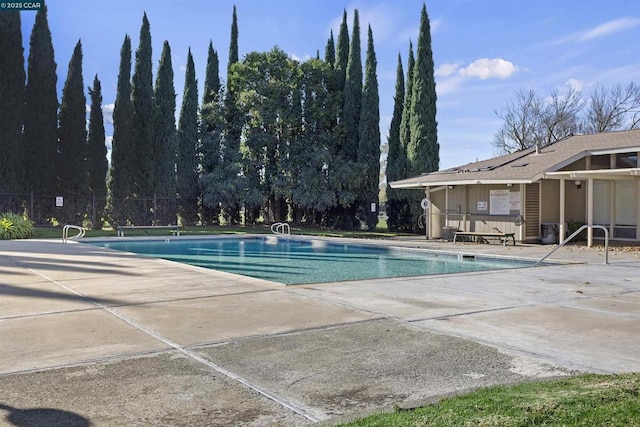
[0,237,638,425]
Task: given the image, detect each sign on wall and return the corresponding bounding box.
[489,189,510,215]
[477,201,488,211]
[510,191,520,211]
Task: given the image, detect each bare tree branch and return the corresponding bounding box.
[583,82,640,133]
[493,88,581,155]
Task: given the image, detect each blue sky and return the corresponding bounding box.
[20,0,640,170]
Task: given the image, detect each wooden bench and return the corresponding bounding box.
[116,225,182,237]
[453,231,516,246]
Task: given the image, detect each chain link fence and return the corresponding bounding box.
[0,193,177,228]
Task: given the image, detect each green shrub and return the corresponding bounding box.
[0,212,36,240]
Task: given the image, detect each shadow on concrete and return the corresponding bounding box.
[0,403,90,426]
[0,283,125,306]
[2,251,142,277]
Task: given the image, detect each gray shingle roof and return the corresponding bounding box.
[390,129,640,188]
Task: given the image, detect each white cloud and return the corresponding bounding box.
[106,136,113,164]
[102,103,114,125]
[565,78,585,92]
[580,17,640,41]
[553,17,640,45]
[436,74,465,96]
[289,52,312,62]
[435,62,460,77]
[458,58,518,80]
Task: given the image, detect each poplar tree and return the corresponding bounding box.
[57,40,87,201]
[153,40,176,199]
[0,11,25,193]
[131,13,155,199]
[23,3,58,196]
[408,4,438,175]
[107,35,134,226]
[324,30,335,66]
[357,25,380,231]
[176,49,199,225]
[87,75,108,199]
[386,54,409,231]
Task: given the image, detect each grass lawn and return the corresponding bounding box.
[339,373,640,426]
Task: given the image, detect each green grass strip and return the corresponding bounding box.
[340,373,640,426]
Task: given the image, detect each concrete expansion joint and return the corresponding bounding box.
[19,265,326,423]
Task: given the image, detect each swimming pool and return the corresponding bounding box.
[89,236,538,285]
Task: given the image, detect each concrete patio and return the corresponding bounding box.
[0,236,638,426]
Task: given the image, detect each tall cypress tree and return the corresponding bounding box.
[0,11,25,193]
[395,41,415,232]
[324,30,335,67]
[342,9,362,161]
[228,6,239,72]
[200,41,222,224]
[23,2,58,197]
[87,75,108,198]
[408,4,438,175]
[177,49,199,225]
[131,13,155,200]
[407,4,438,233]
[203,40,221,105]
[357,25,380,231]
[223,5,242,224]
[400,41,414,162]
[107,35,134,226]
[87,75,108,228]
[386,54,408,231]
[57,40,87,202]
[335,10,349,89]
[153,40,176,199]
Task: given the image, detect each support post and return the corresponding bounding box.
[559,178,566,244]
[587,178,594,247]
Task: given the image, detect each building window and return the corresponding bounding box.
[590,155,610,169]
[616,152,637,169]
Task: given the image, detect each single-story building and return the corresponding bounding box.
[390,129,640,246]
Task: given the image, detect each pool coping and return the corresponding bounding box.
[80,233,570,286]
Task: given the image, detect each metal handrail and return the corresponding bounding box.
[270,222,290,235]
[534,224,608,266]
[62,225,86,243]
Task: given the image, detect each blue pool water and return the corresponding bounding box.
[90,237,535,285]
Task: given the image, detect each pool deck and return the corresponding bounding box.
[1,236,638,425]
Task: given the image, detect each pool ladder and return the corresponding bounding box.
[62,225,86,243]
[270,222,290,235]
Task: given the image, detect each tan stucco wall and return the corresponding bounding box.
[565,180,586,224]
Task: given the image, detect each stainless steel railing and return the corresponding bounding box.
[535,224,609,266]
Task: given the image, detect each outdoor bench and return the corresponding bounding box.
[116,225,182,237]
[453,231,516,246]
